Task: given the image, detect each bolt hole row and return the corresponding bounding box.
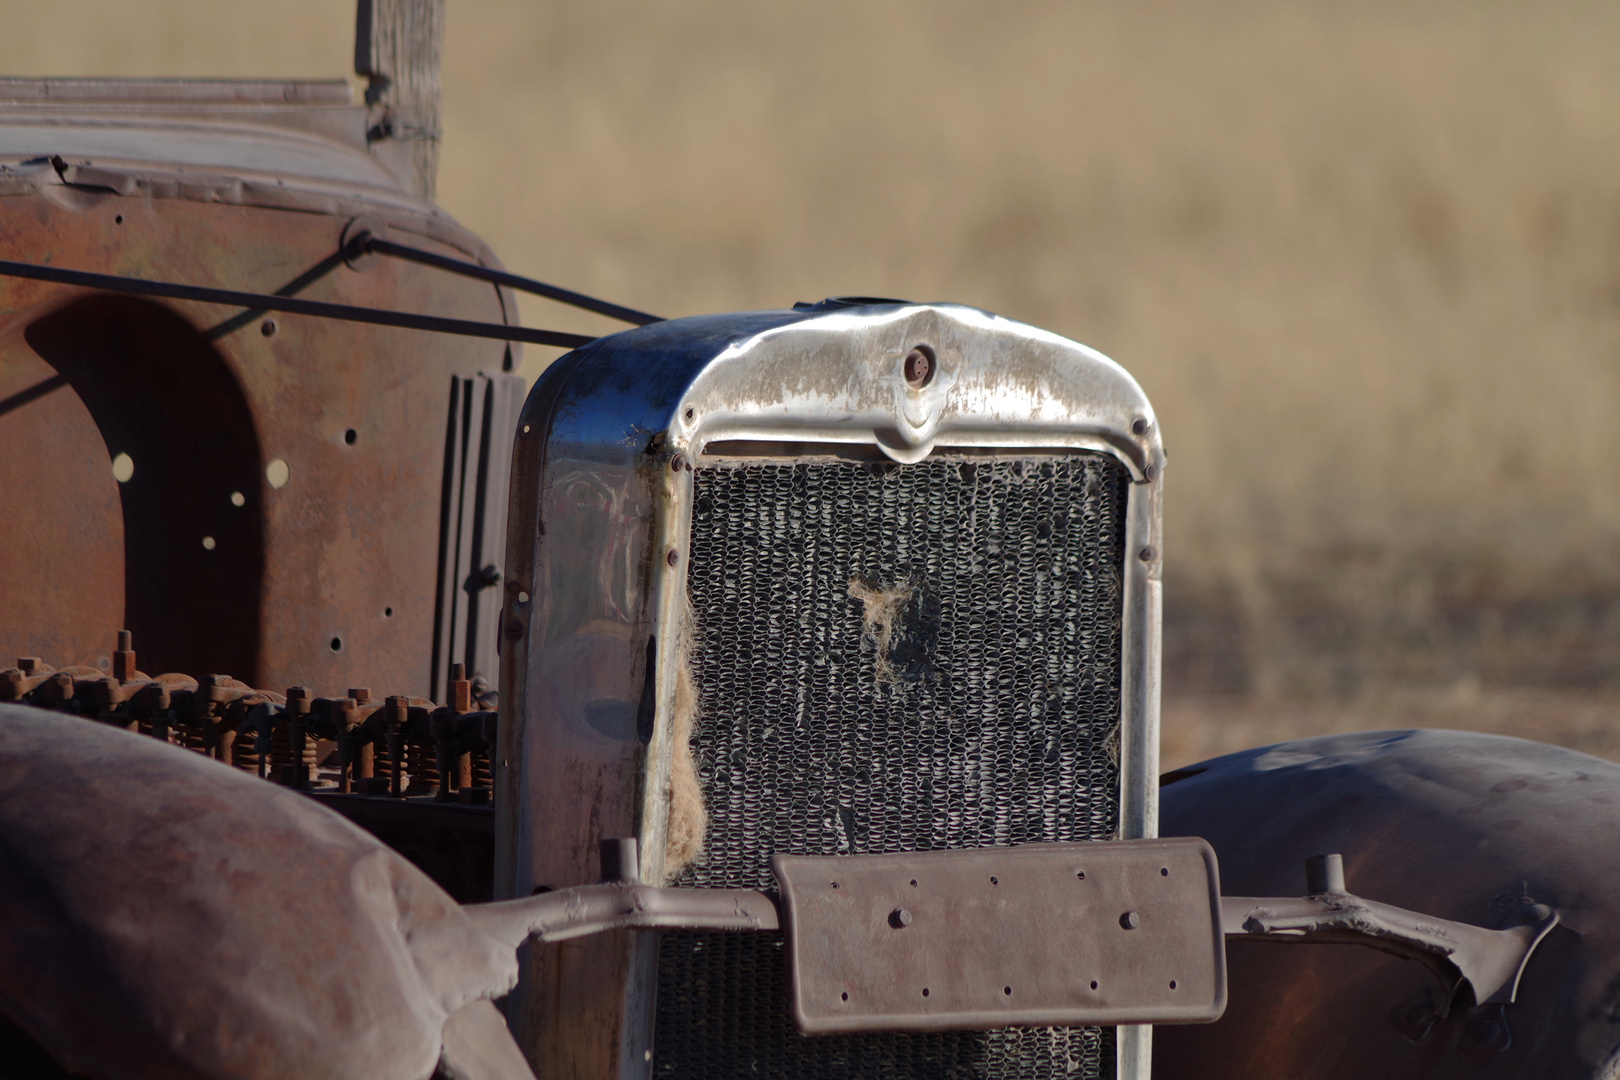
[832,980,1180,1003]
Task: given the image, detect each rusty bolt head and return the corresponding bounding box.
[903,346,936,389]
[260,319,278,338]
[1119,910,1140,930]
[671,453,687,473]
[889,908,913,929]
[348,688,371,704]
[18,657,41,674]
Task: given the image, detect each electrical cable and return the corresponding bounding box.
[0,257,598,349]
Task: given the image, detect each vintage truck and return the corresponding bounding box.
[1,5,1614,1079]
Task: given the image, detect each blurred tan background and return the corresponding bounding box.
[8,0,1620,768]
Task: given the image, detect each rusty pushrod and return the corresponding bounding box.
[360,237,664,327]
[0,257,599,349]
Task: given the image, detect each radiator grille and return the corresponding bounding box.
[656,455,1129,1080]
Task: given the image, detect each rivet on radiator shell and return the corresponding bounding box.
[1138,547,1156,563]
[1132,417,1150,435]
[667,549,680,567]
[671,453,687,473]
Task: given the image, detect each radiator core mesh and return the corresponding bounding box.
[655,454,1130,1080]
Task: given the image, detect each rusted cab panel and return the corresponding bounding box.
[0,79,520,699]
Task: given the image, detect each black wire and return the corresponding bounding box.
[361,237,664,326]
[0,258,598,349]
[201,250,346,342]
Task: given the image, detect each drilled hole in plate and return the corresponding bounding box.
[230,490,246,507]
[344,428,357,445]
[841,992,848,1002]
[909,879,918,887]
[1003,986,1012,996]
[111,452,135,483]
[830,881,840,889]
[201,536,216,550]
[114,214,124,225]
[1076,870,1086,880]
[522,424,532,434]
[329,637,343,652]
[1161,867,1169,877]
[921,988,930,998]
[990,876,998,885]
[266,459,291,489]
[517,591,530,603]
[383,607,393,617]
[1090,981,1099,990]
[1169,980,1178,990]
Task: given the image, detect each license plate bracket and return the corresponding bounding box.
[773,838,1226,1034]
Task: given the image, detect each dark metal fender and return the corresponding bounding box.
[1155,729,1620,1079]
[0,705,524,1080]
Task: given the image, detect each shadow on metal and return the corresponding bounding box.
[25,297,266,681]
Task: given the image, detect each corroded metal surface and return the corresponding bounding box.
[0,632,495,799]
[0,125,519,696]
[3,634,497,901]
[1156,729,1620,1078]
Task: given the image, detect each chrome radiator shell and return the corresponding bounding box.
[499,303,1164,1080]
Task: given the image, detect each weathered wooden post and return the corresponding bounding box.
[354,0,446,200]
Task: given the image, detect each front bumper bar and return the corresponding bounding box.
[472,838,1554,1037]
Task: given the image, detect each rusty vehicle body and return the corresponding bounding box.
[0,74,521,701]
[0,6,1613,1080]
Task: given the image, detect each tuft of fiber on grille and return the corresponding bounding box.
[655,455,1128,1080]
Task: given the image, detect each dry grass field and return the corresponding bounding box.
[7,1,1620,770]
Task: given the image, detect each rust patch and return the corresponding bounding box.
[664,606,706,876]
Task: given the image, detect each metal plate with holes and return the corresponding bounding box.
[773,838,1226,1034]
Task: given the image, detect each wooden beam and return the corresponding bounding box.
[354,0,446,200]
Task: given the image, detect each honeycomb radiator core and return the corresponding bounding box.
[655,455,1130,1080]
